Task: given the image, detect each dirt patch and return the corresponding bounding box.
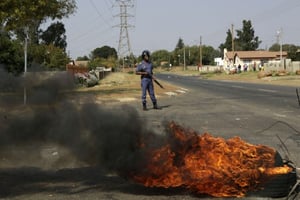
[75,72,183,103]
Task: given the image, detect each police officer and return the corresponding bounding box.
[135,50,158,111]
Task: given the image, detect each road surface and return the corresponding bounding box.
[1,73,299,200]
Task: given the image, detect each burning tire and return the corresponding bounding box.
[247,152,297,198]
[126,122,298,198]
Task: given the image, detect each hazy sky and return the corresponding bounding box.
[56,0,300,59]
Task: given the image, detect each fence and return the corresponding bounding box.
[262,60,300,73]
[198,65,223,72]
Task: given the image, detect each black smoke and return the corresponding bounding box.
[0,69,161,173]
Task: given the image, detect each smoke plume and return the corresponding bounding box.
[0,69,159,173]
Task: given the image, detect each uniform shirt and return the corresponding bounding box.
[136,60,153,79]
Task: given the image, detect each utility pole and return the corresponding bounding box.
[277,28,283,69]
[231,24,235,64]
[183,45,186,70]
[114,0,135,70]
[24,27,29,105]
[199,36,202,68]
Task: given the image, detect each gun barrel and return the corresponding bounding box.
[154,79,164,89]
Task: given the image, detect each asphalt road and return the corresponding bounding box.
[1,73,300,200]
[132,73,300,199]
[147,73,300,145]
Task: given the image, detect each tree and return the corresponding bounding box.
[0,0,76,74]
[220,20,261,53]
[202,46,221,65]
[0,32,24,74]
[219,29,233,52]
[0,0,76,31]
[175,37,184,50]
[76,56,89,61]
[235,20,261,51]
[40,22,67,49]
[186,45,200,65]
[269,43,300,61]
[88,56,117,70]
[89,46,118,70]
[173,37,185,65]
[285,44,300,61]
[151,50,170,67]
[1,0,76,46]
[91,46,117,59]
[46,44,69,70]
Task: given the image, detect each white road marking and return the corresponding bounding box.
[258,88,277,93]
[165,92,177,96]
[231,85,244,89]
[274,113,287,118]
[176,90,187,93]
[180,88,189,91]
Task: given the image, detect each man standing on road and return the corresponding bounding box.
[135,50,158,111]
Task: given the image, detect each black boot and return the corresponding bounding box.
[153,102,158,109]
[143,103,147,111]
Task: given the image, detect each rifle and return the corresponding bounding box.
[153,77,164,89]
[137,71,164,89]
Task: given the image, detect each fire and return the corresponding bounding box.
[127,121,292,197]
[259,166,292,175]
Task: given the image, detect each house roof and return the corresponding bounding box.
[226,51,287,60]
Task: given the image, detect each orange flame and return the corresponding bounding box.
[129,122,292,197]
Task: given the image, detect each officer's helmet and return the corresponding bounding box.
[142,50,150,59]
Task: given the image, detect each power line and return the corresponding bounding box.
[114,0,135,58]
[89,0,112,27]
[65,1,116,58]
[104,0,114,16]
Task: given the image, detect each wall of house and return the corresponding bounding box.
[224,55,263,71]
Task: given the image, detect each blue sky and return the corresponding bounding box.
[56,0,300,59]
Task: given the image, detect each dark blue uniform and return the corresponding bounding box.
[136,60,157,107]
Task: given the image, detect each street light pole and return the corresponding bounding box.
[183,46,186,70]
[24,27,29,105]
[277,28,283,69]
[199,35,202,67]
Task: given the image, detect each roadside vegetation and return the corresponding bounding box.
[159,66,300,87]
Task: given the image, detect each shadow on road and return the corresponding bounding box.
[0,166,196,198]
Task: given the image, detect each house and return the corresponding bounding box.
[223,49,287,71]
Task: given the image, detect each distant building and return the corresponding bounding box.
[223,48,287,70]
[214,57,223,66]
[66,60,89,74]
[74,60,89,67]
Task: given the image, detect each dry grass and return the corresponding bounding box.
[75,72,181,102]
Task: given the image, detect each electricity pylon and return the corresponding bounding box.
[114,0,135,59]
